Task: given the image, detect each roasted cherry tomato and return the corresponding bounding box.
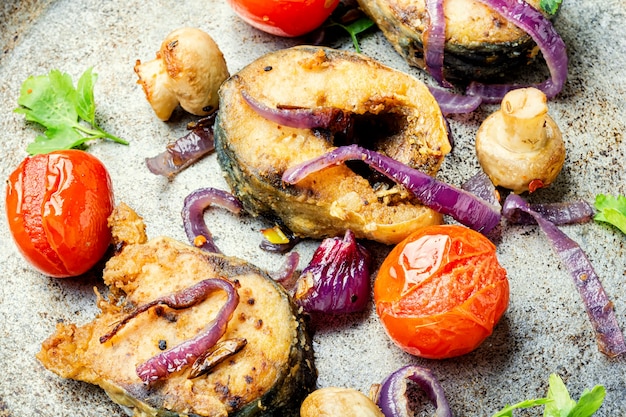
[226,0,340,37]
[5,150,114,278]
[374,225,509,359]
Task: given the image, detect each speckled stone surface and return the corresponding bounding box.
[1,0,625,416]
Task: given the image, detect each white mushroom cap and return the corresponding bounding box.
[475,87,565,194]
[135,27,229,121]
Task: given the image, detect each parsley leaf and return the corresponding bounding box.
[326,16,374,53]
[491,374,605,417]
[540,0,563,15]
[594,194,626,235]
[14,67,128,155]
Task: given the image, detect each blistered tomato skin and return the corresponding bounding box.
[5,150,114,278]
[374,225,509,359]
[226,0,340,37]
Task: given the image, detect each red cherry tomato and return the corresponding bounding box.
[374,225,509,359]
[5,150,114,278]
[226,0,340,37]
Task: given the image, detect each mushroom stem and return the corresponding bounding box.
[500,87,549,153]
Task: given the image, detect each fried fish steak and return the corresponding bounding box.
[37,203,316,417]
[215,46,450,245]
[357,0,548,80]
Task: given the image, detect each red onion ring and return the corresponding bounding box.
[466,0,568,103]
[505,199,595,226]
[502,194,626,357]
[241,88,353,132]
[423,0,453,88]
[377,365,452,417]
[461,171,501,209]
[428,86,483,115]
[145,115,216,178]
[423,0,567,112]
[181,187,243,254]
[135,278,239,383]
[282,145,501,234]
[269,251,301,290]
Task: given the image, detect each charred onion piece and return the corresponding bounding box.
[282,145,501,234]
[466,0,568,103]
[270,252,301,290]
[240,89,354,133]
[145,115,217,178]
[502,194,626,357]
[182,187,243,253]
[188,338,247,379]
[423,0,451,88]
[128,278,239,383]
[506,200,595,226]
[461,171,501,209]
[428,86,482,115]
[376,365,452,417]
[294,229,371,314]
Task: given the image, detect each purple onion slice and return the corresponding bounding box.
[423,0,453,88]
[99,278,239,384]
[182,188,243,254]
[461,171,501,210]
[505,199,595,226]
[282,145,501,234]
[269,251,301,290]
[377,365,452,417]
[241,89,353,133]
[146,115,216,178]
[502,194,626,357]
[294,229,371,314]
[466,0,568,103]
[428,86,483,115]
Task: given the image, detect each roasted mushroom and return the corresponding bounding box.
[135,27,229,121]
[475,87,565,194]
[214,46,451,245]
[300,387,385,417]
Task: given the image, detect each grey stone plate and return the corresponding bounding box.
[1,0,625,415]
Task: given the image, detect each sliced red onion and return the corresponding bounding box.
[98,278,239,383]
[428,86,483,115]
[241,89,353,132]
[182,188,243,254]
[294,229,371,314]
[466,0,568,103]
[377,365,452,417]
[423,0,452,88]
[502,194,626,357]
[269,251,301,290]
[505,199,595,226]
[282,145,501,234]
[145,115,216,178]
[461,171,501,209]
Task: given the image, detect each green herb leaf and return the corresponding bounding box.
[491,398,553,417]
[14,67,127,155]
[540,0,563,15]
[544,374,575,417]
[569,386,606,417]
[327,16,374,53]
[76,67,97,124]
[594,194,626,235]
[491,375,605,417]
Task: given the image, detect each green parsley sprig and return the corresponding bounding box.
[540,0,563,15]
[491,374,606,417]
[14,67,128,155]
[594,194,626,235]
[327,16,375,53]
